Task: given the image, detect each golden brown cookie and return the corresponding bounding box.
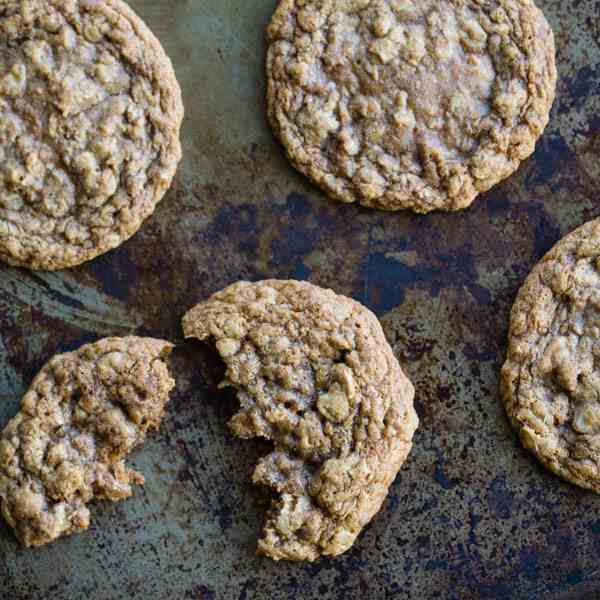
[0,337,174,547]
[266,0,556,213]
[183,280,418,561]
[0,0,183,270]
[502,219,600,492]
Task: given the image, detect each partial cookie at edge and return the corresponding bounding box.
[502,219,600,492]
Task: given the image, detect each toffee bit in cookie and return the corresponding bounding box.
[183,280,418,561]
[266,0,556,212]
[0,337,174,547]
[502,219,600,492]
[0,0,183,270]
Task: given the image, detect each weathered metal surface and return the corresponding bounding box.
[1,0,600,598]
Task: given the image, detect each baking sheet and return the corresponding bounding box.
[2,0,600,598]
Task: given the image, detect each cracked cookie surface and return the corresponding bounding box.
[267,0,556,213]
[502,219,600,492]
[0,336,174,547]
[183,280,418,561]
[0,0,183,270]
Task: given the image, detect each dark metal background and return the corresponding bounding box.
[1,0,599,598]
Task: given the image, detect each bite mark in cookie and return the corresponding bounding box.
[183,280,418,561]
[0,337,174,547]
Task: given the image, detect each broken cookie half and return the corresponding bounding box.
[183,280,418,561]
[0,337,174,547]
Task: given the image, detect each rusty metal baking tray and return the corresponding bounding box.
[2,0,600,598]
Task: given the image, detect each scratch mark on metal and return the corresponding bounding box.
[0,268,141,334]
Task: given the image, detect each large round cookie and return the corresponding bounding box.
[0,337,174,547]
[502,219,600,492]
[266,0,556,213]
[0,0,183,270]
[183,280,418,561]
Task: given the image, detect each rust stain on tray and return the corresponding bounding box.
[2,0,600,599]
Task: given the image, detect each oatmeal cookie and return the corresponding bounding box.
[0,337,174,547]
[182,280,418,561]
[266,0,556,213]
[502,219,600,492]
[0,0,183,270]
